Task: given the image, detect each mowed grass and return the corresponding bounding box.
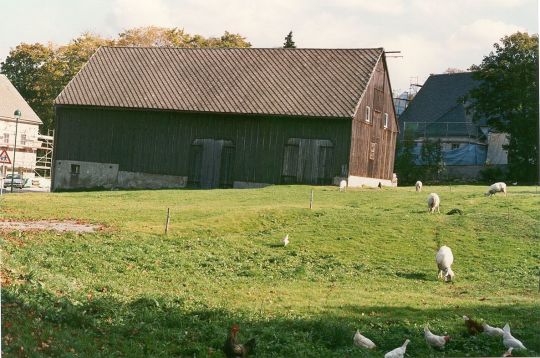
[1,185,539,357]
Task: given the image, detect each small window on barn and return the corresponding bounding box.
[451,143,460,150]
[70,164,80,175]
[20,134,26,145]
[383,113,389,128]
[3,133,9,144]
[365,106,372,123]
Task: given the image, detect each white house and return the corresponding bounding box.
[0,75,43,178]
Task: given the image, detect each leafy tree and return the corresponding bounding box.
[283,31,296,48]
[0,43,54,127]
[420,139,444,181]
[467,32,539,182]
[394,127,420,185]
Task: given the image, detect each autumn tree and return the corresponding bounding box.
[467,32,539,182]
[283,31,296,48]
[0,43,55,127]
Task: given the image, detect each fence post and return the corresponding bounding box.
[165,208,170,234]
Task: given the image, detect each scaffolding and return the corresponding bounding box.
[34,129,54,178]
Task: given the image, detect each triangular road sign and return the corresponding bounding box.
[0,149,11,164]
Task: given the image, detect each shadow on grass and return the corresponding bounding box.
[2,285,539,357]
[395,271,429,281]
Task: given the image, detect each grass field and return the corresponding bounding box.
[1,185,539,357]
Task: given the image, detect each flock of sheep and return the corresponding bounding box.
[345,180,520,357]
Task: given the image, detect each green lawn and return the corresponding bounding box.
[1,185,539,357]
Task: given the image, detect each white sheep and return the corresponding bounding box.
[436,245,454,282]
[427,193,440,214]
[485,182,507,196]
[415,181,423,192]
[339,179,347,192]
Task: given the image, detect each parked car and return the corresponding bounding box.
[3,174,26,189]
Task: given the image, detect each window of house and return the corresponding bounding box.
[20,134,26,145]
[383,113,389,128]
[70,164,80,175]
[451,143,460,150]
[365,106,371,123]
[3,133,9,144]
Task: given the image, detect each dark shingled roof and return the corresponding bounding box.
[399,72,485,137]
[54,47,383,118]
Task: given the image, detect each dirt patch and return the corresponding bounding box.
[0,220,101,233]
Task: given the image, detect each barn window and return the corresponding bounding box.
[70,164,80,175]
[451,143,460,150]
[383,113,389,128]
[3,133,8,144]
[20,134,27,145]
[365,106,372,123]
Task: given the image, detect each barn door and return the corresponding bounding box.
[281,138,334,185]
[189,139,235,189]
[219,143,235,188]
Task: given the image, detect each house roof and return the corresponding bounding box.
[0,75,43,125]
[399,72,484,137]
[54,47,384,118]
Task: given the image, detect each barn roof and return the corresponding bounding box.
[0,75,43,125]
[54,47,384,118]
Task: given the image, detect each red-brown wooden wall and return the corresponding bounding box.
[348,57,398,180]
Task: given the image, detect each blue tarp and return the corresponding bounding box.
[412,143,487,165]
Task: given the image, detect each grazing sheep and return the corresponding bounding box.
[427,193,440,214]
[339,180,347,192]
[485,182,507,196]
[415,181,423,192]
[436,245,454,282]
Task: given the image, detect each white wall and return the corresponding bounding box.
[0,120,40,177]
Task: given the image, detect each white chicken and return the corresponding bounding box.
[353,330,376,349]
[502,323,526,351]
[482,322,504,337]
[424,327,450,348]
[282,234,289,246]
[384,339,410,358]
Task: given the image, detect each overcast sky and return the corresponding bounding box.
[0,0,537,92]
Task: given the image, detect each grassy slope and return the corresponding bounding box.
[1,185,539,357]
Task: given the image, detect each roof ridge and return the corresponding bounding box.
[101,46,384,51]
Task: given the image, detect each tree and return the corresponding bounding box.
[283,31,296,48]
[0,43,55,128]
[467,32,539,182]
[394,126,421,185]
[420,139,444,181]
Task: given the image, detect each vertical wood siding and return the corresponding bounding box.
[348,58,397,180]
[54,108,352,186]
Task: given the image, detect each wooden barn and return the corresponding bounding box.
[52,47,398,190]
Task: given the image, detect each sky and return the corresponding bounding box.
[0,0,537,93]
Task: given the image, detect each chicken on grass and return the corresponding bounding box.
[384,339,410,358]
[424,327,450,349]
[223,324,256,358]
[353,330,376,349]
